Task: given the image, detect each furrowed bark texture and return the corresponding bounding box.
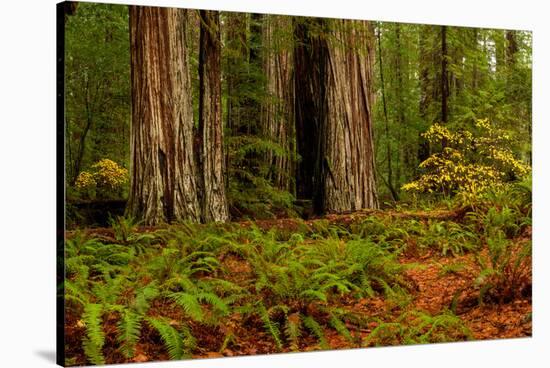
[261,15,295,192]
[198,10,229,222]
[128,6,200,225]
[295,19,378,213]
[322,20,378,212]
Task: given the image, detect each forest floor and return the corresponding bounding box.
[64,206,532,365]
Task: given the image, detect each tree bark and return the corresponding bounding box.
[198,10,229,222]
[127,6,200,225]
[295,19,378,213]
[505,30,518,68]
[261,15,295,192]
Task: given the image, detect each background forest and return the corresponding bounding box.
[62,2,532,366]
[65,2,531,224]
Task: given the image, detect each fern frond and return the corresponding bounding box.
[116,309,142,358]
[134,282,159,314]
[64,280,89,306]
[197,292,230,316]
[83,337,105,365]
[303,315,328,349]
[284,313,302,351]
[82,303,105,364]
[146,317,185,360]
[300,289,327,303]
[170,292,204,322]
[258,304,282,350]
[329,313,354,343]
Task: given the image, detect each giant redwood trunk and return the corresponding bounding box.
[198,10,229,222]
[261,15,295,192]
[294,19,325,204]
[295,18,378,213]
[127,6,200,225]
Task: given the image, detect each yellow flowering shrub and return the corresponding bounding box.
[74,159,128,198]
[91,159,128,190]
[402,119,530,196]
[75,171,96,189]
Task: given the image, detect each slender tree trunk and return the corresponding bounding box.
[127,6,200,225]
[376,24,398,201]
[225,13,247,136]
[198,10,229,222]
[472,28,479,90]
[295,19,378,213]
[505,30,518,67]
[441,25,448,124]
[72,78,93,184]
[244,13,263,136]
[417,26,431,165]
[394,24,405,184]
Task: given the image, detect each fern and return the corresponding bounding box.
[197,292,230,316]
[258,304,282,350]
[146,317,186,360]
[134,281,159,314]
[170,292,204,322]
[300,289,327,303]
[117,309,142,358]
[303,315,328,349]
[284,313,302,352]
[82,303,105,365]
[329,313,354,343]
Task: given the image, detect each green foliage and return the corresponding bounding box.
[65,172,531,363]
[474,231,531,304]
[258,303,283,350]
[146,317,187,360]
[82,303,105,365]
[303,315,329,349]
[65,3,130,189]
[284,312,303,351]
[116,310,142,358]
[363,310,472,347]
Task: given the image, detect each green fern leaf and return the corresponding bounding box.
[303,315,329,349]
[134,282,159,314]
[284,313,302,351]
[146,317,185,360]
[258,304,282,350]
[170,292,204,322]
[117,309,142,358]
[197,292,230,316]
[329,313,354,343]
[82,303,105,364]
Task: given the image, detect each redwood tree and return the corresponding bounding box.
[198,10,229,222]
[127,6,200,225]
[261,15,295,192]
[294,18,379,213]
